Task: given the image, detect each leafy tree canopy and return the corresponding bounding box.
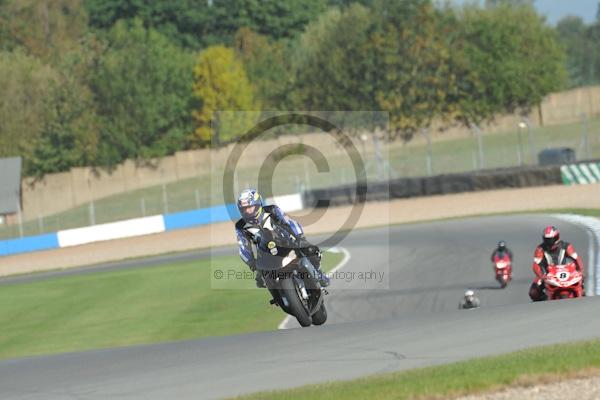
[88,19,195,167]
[84,0,327,48]
[192,45,257,146]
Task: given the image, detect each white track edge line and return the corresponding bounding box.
[552,214,600,296]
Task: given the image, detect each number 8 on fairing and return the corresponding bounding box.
[559,272,568,280]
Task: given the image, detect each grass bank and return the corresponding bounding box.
[0,251,343,360]
[236,339,600,400]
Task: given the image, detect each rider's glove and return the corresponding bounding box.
[306,245,321,260]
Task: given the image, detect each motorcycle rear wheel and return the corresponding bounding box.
[312,303,328,326]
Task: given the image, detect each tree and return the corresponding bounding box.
[191,45,257,146]
[0,50,58,162]
[556,16,590,87]
[234,28,294,110]
[85,0,216,48]
[450,4,566,125]
[292,1,458,140]
[292,5,378,111]
[327,0,374,7]
[0,39,104,176]
[28,56,100,176]
[84,0,327,48]
[88,20,195,167]
[291,0,565,138]
[28,83,98,176]
[586,19,600,86]
[485,0,534,7]
[372,0,458,140]
[213,0,328,42]
[0,0,88,61]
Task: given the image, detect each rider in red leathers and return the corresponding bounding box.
[491,240,513,263]
[529,225,584,301]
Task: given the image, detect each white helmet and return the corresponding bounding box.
[464,290,475,298]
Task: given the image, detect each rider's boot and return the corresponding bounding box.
[307,254,330,287]
[254,271,266,288]
[529,281,546,301]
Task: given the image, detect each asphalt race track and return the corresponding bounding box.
[1,214,599,399]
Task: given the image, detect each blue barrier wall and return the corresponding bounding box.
[0,203,240,258]
[0,233,59,257]
[163,203,239,231]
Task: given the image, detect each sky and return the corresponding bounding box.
[451,0,598,25]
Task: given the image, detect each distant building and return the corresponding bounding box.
[0,157,22,224]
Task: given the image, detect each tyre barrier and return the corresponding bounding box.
[302,164,563,208]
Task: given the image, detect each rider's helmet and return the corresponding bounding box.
[497,240,506,251]
[542,225,560,251]
[464,290,475,302]
[237,188,264,223]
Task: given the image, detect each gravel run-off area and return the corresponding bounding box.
[456,373,600,400]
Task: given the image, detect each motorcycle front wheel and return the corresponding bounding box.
[280,277,312,327]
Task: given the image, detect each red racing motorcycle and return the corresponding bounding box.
[493,254,512,288]
[543,262,584,300]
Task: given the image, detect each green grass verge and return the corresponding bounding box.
[0,251,343,361]
[389,117,600,177]
[235,339,600,400]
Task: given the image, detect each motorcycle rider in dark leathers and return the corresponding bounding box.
[234,188,330,288]
[529,225,584,301]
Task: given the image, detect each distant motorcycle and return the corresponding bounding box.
[255,227,328,327]
[542,261,584,300]
[493,254,512,288]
